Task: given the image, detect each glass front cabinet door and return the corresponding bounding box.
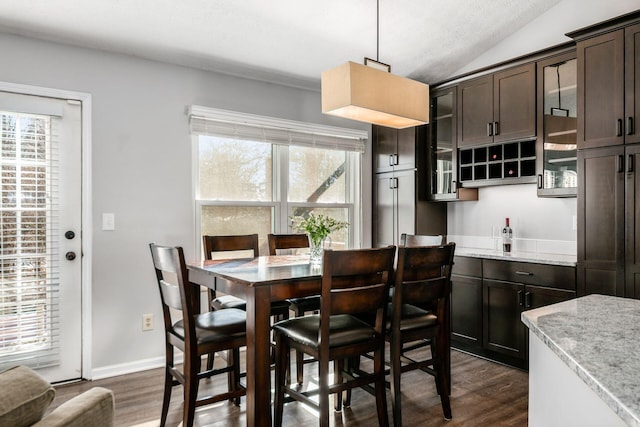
[536,51,578,197]
[430,86,457,200]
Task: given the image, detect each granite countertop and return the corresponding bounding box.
[522,295,640,426]
[454,247,577,266]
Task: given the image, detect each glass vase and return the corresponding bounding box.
[308,236,330,265]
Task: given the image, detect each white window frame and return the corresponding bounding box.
[190,106,366,255]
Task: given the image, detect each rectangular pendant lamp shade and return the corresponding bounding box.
[321,61,429,129]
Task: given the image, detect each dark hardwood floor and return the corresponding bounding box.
[47,349,528,426]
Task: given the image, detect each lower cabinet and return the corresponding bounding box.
[452,256,576,368]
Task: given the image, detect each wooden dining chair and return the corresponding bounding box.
[267,233,318,384]
[149,243,246,427]
[388,243,455,425]
[272,246,396,427]
[203,234,291,319]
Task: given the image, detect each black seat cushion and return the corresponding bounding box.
[273,314,378,349]
[172,308,246,344]
[386,303,437,333]
[287,295,321,312]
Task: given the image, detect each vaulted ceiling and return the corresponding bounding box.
[0,0,565,89]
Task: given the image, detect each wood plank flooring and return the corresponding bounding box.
[47,349,528,426]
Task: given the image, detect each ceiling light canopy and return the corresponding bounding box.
[320,0,429,129]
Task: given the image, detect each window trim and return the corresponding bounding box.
[190,107,365,256]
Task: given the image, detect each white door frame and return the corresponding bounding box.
[0,80,93,379]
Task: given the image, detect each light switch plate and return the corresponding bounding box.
[102,213,115,231]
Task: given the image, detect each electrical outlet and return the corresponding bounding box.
[142,313,154,331]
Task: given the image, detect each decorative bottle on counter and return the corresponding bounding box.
[502,217,513,253]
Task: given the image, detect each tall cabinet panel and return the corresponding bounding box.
[572,12,640,299]
[577,146,625,297]
[372,125,446,247]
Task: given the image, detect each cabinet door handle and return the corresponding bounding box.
[493,121,499,136]
[391,177,398,189]
[517,290,524,307]
[388,154,394,167]
[515,271,533,276]
[394,153,399,165]
[525,291,531,309]
[628,154,634,173]
[618,155,624,173]
[452,180,457,192]
[537,174,543,189]
[389,177,394,189]
[617,119,623,137]
[487,122,493,137]
[628,117,634,136]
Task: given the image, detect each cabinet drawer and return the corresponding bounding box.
[483,259,575,290]
[452,256,482,277]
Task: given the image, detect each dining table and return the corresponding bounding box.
[187,254,322,427]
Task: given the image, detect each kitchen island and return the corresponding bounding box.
[522,294,640,427]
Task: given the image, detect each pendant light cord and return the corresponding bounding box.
[376,0,379,62]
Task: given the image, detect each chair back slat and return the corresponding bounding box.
[268,233,309,255]
[330,282,389,315]
[401,233,445,247]
[203,234,259,260]
[159,279,182,310]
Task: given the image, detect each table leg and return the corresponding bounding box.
[245,286,273,427]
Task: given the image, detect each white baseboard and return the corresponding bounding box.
[90,354,183,381]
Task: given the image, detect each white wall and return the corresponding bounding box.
[453,0,640,77]
[0,32,371,375]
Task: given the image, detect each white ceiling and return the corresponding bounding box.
[0,0,563,90]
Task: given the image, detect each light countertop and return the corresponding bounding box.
[454,247,577,267]
[522,295,640,426]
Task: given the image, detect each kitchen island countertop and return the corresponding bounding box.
[522,294,640,426]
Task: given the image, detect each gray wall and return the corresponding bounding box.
[0,32,371,374]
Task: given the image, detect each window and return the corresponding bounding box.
[190,106,366,255]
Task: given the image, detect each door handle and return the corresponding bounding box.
[618,155,624,173]
[537,174,543,189]
[493,121,499,136]
[617,119,623,137]
[627,117,634,136]
[515,271,533,276]
[487,122,493,137]
[517,290,524,307]
[388,154,394,167]
[525,291,531,309]
[628,154,634,173]
[452,180,457,192]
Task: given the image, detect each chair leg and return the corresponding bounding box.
[183,358,199,427]
[273,333,288,427]
[160,344,174,427]
[229,348,242,406]
[434,339,452,420]
[334,359,343,412]
[390,336,403,427]
[319,352,330,427]
[374,347,390,427]
[343,356,359,408]
[206,352,215,371]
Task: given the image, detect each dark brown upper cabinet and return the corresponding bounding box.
[572,18,640,149]
[457,63,536,148]
[373,126,417,174]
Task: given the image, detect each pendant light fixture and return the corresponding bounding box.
[321,0,429,129]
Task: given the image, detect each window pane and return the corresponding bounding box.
[288,146,346,203]
[201,206,273,254]
[290,207,349,250]
[198,136,272,201]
